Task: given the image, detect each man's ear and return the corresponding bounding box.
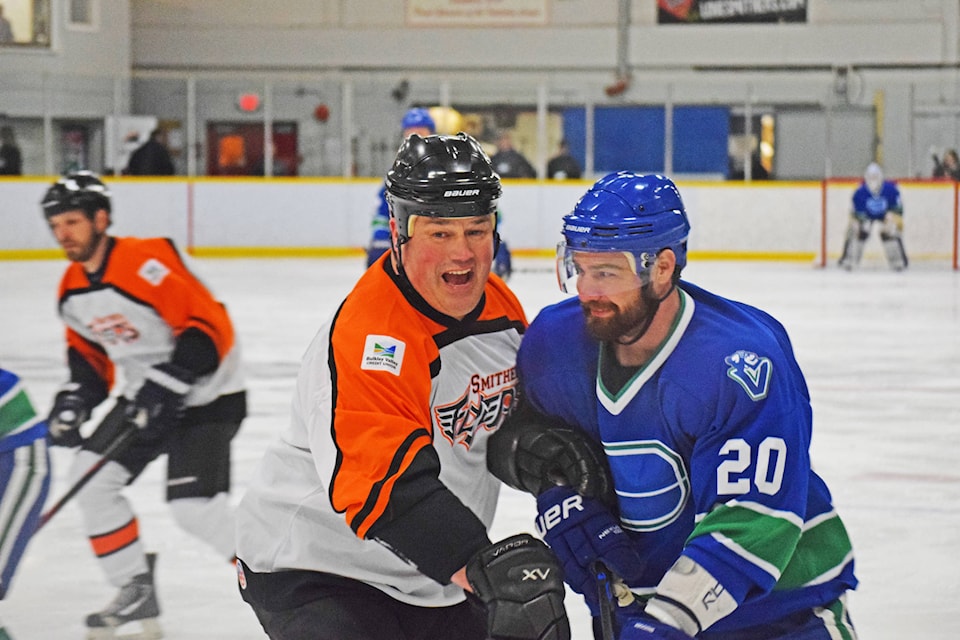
[655,249,677,284]
[94,208,111,232]
[389,217,399,251]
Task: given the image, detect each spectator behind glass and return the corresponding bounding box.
[547,139,582,180]
[0,126,22,175]
[125,129,175,176]
[932,148,960,180]
[0,4,14,44]
[491,131,536,178]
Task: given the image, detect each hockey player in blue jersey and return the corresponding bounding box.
[0,366,50,640]
[488,172,858,639]
[839,162,907,270]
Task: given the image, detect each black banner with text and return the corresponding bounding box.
[658,0,807,24]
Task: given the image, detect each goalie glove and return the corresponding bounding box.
[466,533,570,640]
[48,383,90,447]
[125,363,194,442]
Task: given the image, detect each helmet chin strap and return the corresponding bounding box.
[615,277,676,347]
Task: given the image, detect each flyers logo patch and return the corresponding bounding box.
[361,334,405,375]
[725,350,772,401]
[434,377,516,449]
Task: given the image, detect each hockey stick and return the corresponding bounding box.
[591,561,617,640]
[37,426,138,531]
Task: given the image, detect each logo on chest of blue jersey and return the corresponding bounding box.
[724,350,772,401]
[434,370,517,449]
[605,440,689,532]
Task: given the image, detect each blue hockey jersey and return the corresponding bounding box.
[517,281,857,632]
[851,180,902,221]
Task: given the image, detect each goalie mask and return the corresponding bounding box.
[41,171,112,222]
[385,133,502,253]
[557,171,690,295]
[864,162,884,197]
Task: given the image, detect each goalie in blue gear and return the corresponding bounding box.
[489,172,859,639]
[839,162,907,271]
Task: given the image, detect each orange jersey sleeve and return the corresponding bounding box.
[100,237,235,358]
[325,262,527,541]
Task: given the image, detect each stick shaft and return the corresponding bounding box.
[38,427,137,530]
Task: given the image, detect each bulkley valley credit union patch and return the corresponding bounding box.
[361,334,406,376]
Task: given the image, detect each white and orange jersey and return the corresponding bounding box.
[57,236,244,408]
[236,257,527,607]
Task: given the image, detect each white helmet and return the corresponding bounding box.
[865,162,883,196]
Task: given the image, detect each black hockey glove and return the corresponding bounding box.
[466,534,570,640]
[125,363,194,442]
[48,384,91,447]
[488,407,614,507]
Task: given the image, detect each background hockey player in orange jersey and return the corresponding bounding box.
[42,171,247,639]
[236,134,569,640]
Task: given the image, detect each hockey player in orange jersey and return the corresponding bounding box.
[42,171,247,639]
[236,133,569,640]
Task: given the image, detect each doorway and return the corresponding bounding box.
[206,121,299,176]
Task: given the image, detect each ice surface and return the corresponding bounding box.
[2,256,958,639]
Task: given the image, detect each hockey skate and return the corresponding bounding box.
[86,553,162,640]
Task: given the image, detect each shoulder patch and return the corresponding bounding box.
[361,334,406,376]
[724,349,772,401]
[138,258,171,286]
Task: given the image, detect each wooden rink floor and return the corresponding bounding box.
[1,256,958,639]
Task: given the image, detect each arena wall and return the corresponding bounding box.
[3,178,955,267]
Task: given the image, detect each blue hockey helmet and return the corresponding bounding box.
[557,172,690,292]
[385,133,501,245]
[41,171,112,220]
[401,107,436,135]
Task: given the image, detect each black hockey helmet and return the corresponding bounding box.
[41,171,112,220]
[385,133,501,244]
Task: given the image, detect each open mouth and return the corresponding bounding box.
[442,269,473,286]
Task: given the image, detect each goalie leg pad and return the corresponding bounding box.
[839,219,870,269]
[882,237,908,270]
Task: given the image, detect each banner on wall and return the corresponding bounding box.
[658,0,807,24]
[406,0,548,27]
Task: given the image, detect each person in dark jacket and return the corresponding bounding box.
[125,129,175,175]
